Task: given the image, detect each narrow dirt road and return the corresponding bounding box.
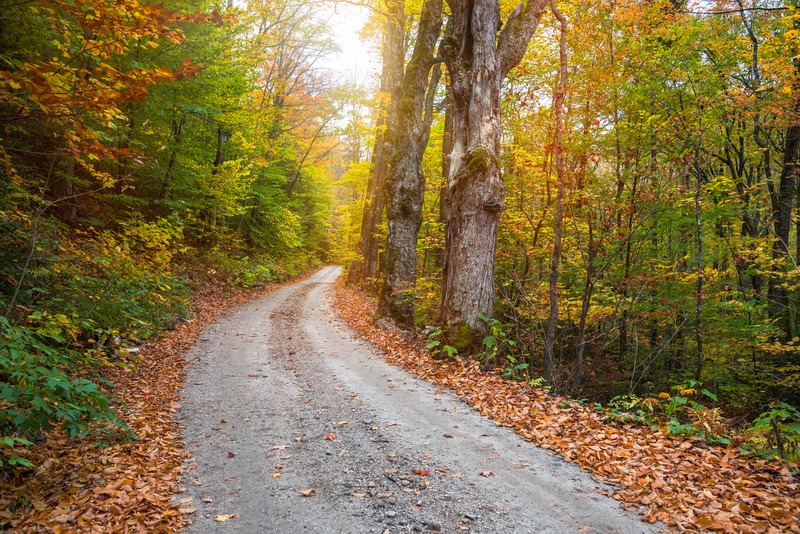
[177,267,659,533]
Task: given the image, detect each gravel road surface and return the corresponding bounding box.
[177,266,661,533]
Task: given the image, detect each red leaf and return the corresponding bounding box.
[227,452,235,458]
[324,433,336,441]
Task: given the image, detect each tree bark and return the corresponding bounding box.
[159,113,187,202]
[543,0,567,385]
[439,0,549,339]
[378,0,443,326]
[348,0,405,290]
[768,66,799,338]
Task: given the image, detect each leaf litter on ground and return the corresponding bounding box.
[0,269,320,532]
[331,278,800,534]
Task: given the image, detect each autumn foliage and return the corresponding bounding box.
[334,279,800,534]
[1,0,343,487]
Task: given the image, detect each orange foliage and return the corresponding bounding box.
[334,279,800,534]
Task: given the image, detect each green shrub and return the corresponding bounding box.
[0,316,126,467]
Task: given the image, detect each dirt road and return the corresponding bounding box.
[177,266,660,533]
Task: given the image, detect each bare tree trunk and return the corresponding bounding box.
[439,0,549,341]
[694,164,705,380]
[159,113,187,202]
[773,53,800,335]
[378,0,443,326]
[574,214,594,392]
[543,0,567,385]
[348,0,405,290]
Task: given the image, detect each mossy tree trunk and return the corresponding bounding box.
[378,0,443,326]
[348,0,405,291]
[439,0,550,337]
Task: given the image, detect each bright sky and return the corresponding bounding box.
[322,2,378,88]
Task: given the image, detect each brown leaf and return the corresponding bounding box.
[298,489,316,497]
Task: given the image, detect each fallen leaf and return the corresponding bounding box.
[294,437,303,442]
[578,527,596,533]
[298,489,316,497]
[273,445,290,450]
[387,422,399,426]
[214,514,240,522]
[271,473,281,478]
[201,498,213,503]
[413,470,430,476]
[180,507,197,514]
[443,433,453,438]
[352,493,367,498]
[275,464,284,469]
[480,471,494,477]
[337,420,349,425]
[376,492,393,498]
[384,468,398,474]
[220,418,227,423]
[227,452,235,458]
[324,433,336,440]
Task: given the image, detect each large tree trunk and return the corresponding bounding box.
[348,0,405,290]
[439,0,549,341]
[378,0,443,326]
[767,62,799,338]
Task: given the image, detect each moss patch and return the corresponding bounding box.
[466,146,499,174]
[446,321,481,355]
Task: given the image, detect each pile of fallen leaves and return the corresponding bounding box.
[0,270,318,532]
[333,279,800,534]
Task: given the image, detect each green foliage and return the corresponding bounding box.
[477,313,525,377]
[425,328,458,359]
[0,316,127,466]
[748,402,800,462]
[0,0,344,473]
[602,382,728,443]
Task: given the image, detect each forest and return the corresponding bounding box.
[1,0,799,481]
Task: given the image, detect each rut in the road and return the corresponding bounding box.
[177,267,657,534]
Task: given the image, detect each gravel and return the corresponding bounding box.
[176,266,662,533]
